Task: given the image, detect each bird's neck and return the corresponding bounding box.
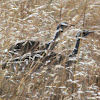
[53,29,63,41]
[69,38,80,57]
[73,38,80,55]
[46,29,63,49]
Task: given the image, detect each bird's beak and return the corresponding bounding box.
[88,31,95,33]
[69,24,75,27]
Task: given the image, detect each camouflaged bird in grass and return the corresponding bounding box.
[9,22,73,56]
[2,30,94,71]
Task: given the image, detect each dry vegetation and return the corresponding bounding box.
[0,0,100,100]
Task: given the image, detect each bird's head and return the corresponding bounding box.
[76,30,94,38]
[56,22,74,31]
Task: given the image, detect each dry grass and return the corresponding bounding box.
[0,0,100,100]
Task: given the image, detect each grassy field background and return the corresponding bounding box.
[0,0,100,100]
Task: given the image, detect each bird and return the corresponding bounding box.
[8,22,73,56]
[66,29,94,66]
[2,29,94,70]
[2,22,74,69]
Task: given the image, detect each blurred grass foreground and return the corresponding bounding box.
[0,0,100,100]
